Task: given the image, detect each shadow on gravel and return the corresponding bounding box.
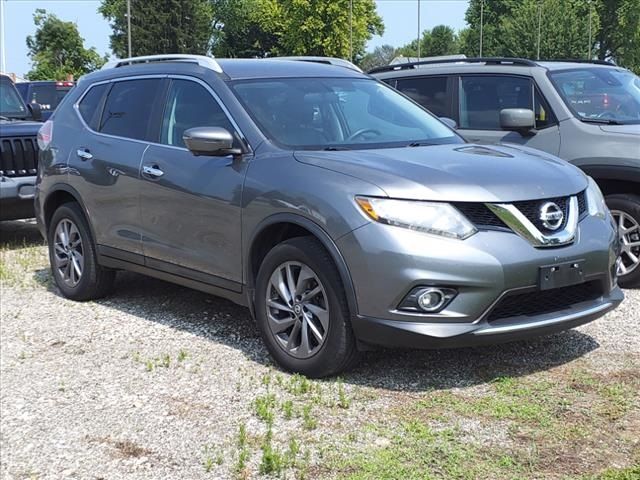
[0,219,44,248]
[10,219,599,392]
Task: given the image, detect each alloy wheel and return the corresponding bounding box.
[265,261,329,359]
[611,209,640,277]
[53,218,84,287]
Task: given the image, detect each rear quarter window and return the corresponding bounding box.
[395,76,451,117]
[78,83,109,131]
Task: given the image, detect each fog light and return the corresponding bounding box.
[398,286,457,313]
[417,289,446,312]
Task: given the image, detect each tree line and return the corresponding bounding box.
[26,0,640,80]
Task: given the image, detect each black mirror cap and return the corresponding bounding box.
[28,103,42,121]
[183,126,242,156]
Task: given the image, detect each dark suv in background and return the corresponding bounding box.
[0,74,42,221]
[16,80,75,121]
[372,58,640,287]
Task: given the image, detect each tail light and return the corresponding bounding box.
[37,120,53,150]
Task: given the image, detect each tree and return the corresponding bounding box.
[594,0,640,72]
[99,0,215,58]
[277,0,384,60]
[395,25,460,58]
[359,44,397,71]
[460,0,521,57]
[26,9,106,80]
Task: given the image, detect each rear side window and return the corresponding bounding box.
[78,83,109,130]
[396,76,450,117]
[100,79,163,141]
[160,79,237,148]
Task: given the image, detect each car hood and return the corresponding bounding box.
[294,143,588,202]
[599,124,640,136]
[0,118,42,136]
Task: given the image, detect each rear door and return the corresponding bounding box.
[394,75,456,120]
[456,74,561,155]
[138,77,248,288]
[69,77,166,258]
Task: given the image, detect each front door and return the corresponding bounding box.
[138,78,248,289]
[457,75,561,156]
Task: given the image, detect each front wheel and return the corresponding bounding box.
[607,194,640,288]
[255,237,358,377]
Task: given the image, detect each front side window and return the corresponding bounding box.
[549,67,640,124]
[78,83,109,130]
[160,79,236,149]
[459,75,535,130]
[100,79,163,140]
[395,76,450,117]
[230,77,461,150]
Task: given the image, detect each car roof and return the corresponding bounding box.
[216,58,365,80]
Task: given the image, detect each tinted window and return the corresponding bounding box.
[160,79,236,148]
[0,78,28,118]
[79,83,109,130]
[100,79,162,140]
[231,78,461,150]
[460,76,533,129]
[396,76,450,117]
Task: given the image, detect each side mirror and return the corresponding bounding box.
[500,108,535,136]
[439,117,457,129]
[28,103,42,121]
[183,127,242,156]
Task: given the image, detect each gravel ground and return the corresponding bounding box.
[1,220,639,480]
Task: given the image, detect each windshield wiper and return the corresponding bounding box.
[323,146,351,151]
[580,118,623,125]
[407,141,436,147]
[0,115,11,121]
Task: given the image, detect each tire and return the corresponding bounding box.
[606,193,640,289]
[48,202,115,300]
[255,236,359,377]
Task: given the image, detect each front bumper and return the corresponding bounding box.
[337,213,623,348]
[0,175,36,220]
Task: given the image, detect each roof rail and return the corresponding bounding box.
[101,54,223,73]
[540,58,617,66]
[368,57,537,74]
[273,56,363,72]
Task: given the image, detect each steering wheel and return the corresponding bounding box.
[346,128,382,142]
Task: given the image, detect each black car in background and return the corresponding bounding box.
[16,80,74,121]
[1,74,43,220]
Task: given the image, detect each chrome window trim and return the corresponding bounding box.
[73,74,252,154]
[486,196,579,247]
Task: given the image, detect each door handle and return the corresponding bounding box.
[142,165,164,178]
[76,149,93,161]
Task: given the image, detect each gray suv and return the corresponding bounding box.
[36,55,623,377]
[371,57,640,287]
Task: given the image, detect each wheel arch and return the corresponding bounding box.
[577,164,640,197]
[245,213,358,319]
[43,184,95,241]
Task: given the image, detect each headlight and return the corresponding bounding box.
[585,177,607,219]
[355,196,477,240]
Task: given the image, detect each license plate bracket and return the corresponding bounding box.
[539,260,585,290]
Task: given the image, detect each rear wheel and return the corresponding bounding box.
[255,237,358,377]
[48,203,115,300]
[607,194,640,288]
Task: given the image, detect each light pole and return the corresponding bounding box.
[587,0,592,60]
[127,0,132,58]
[536,0,542,60]
[479,0,484,57]
[0,0,6,73]
[349,0,353,62]
[417,0,421,59]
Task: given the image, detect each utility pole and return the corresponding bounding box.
[479,0,484,57]
[417,0,421,59]
[127,0,132,58]
[0,0,6,73]
[587,0,592,60]
[536,0,542,60]
[349,0,353,62]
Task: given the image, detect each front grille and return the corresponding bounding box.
[456,191,587,232]
[487,281,603,322]
[454,203,507,229]
[0,137,39,177]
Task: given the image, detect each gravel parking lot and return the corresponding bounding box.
[1,219,639,480]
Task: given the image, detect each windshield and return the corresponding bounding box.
[549,67,640,124]
[1,79,29,119]
[230,78,463,149]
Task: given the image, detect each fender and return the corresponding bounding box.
[245,212,359,319]
[576,164,640,184]
[41,183,96,242]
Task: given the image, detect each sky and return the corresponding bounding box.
[1,0,470,78]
